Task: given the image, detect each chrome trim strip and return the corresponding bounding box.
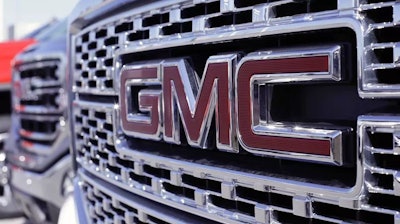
[16,60,60,72]
[19,130,58,142]
[15,105,63,114]
[19,140,54,156]
[19,113,61,121]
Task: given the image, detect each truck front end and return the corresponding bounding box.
[68,1,400,223]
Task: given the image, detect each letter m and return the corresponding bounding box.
[162,54,237,152]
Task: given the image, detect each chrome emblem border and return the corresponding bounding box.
[119,45,349,165]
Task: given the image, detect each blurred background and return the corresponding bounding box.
[0,1,78,223]
[0,0,78,41]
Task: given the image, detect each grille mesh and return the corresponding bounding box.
[73,102,115,168]
[71,0,400,223]
[13,58,64,155]
[73,102,302,223]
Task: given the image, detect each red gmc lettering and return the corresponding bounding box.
[120,48,342,161]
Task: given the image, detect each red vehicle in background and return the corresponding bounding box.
[0,39,35,87]
[0,19,58,88]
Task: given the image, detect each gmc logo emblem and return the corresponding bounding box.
[120,46,346,165]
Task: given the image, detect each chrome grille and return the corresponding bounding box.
[13,57,65,155]
[73,102,395,223]
[71,0,400,223]
[74,102,299,223]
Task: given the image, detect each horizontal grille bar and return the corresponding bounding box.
[19,129,58,142]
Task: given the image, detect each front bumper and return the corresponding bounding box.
[11,155,71,222]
